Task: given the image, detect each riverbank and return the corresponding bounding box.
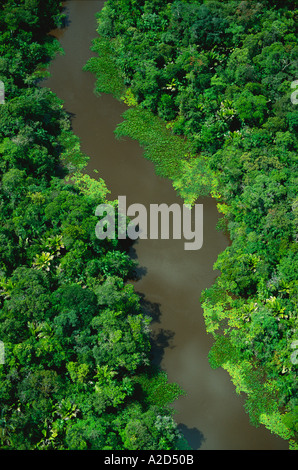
[84,35,210,206]
[0,0,190,450]
[40,0,289,450]
[85,0,298,449]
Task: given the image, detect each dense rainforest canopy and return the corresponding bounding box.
[0,0,297,451]
[0,0,184,450]
[84,0,298,448]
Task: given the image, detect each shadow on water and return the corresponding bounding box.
[150,327,176,368]
[136,293,205,450]
[60,7,72,29]
[128,241,176,365]
[127,242,148,280]
[178,424,206,450]
[128,239,205,450]
[133,290,175,366]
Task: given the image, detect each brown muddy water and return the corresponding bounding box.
[42,0,288,450]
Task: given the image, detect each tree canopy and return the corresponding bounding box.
[86,0,298,448]
[0,0,185,450]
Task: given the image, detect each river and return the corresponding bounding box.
[43,0,288,450]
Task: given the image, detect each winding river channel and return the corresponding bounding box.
[43,0,288,450]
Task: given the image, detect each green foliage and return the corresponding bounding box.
[114,106,192,180]
[89,0,298,447]
[0,0,183,451]
[83,37,125,99]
